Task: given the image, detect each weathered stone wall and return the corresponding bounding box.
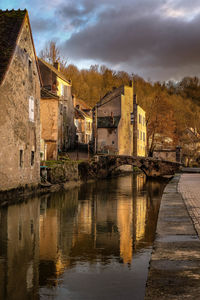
[47,162,79,184]
[97,90,121,153]
[97,128,118,153]
[0,16,41,191]
[40,98,58,159]
[118,86,133,156]
[153,150,177,162]
[57,77,76,150]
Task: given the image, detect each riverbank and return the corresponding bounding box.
[145,174,200,299]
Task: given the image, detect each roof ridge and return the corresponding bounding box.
[38,57,71,85]
[0,9,27,85]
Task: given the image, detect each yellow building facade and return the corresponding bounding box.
[96,84,147,157]
[137,106,146,157]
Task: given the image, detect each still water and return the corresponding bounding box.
[0,174,165,300]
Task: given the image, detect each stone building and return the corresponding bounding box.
[74,97,93,144]
[40,88,59,160]
[0,10,41,191]
[93,84,147,156]
[38,58,76,157]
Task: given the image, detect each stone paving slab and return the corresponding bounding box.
[145,175,200,300]
[178,174,200,237]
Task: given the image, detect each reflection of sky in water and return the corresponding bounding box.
[0,173,165,300]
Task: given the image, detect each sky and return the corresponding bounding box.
[1,0,200,81]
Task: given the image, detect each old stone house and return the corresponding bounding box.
[40,88,59,160]
[74,97,92,144]
[38,58,76,158]
[93,84,147,156]
[0,10,41,191]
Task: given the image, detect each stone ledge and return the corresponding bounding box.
[145,174,200,299]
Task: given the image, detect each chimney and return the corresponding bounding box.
[54,61,60,71]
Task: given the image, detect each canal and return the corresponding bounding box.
[0,173,166,300]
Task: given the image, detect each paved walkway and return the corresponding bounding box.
[145,175,200,299]
[179,173,200,237]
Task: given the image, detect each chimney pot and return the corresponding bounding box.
[54,61,60,71]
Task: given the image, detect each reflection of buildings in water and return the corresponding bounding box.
[117,198,133,264]
[135,196,147,242]
[77,200,93,235]
[39,191,79,286]
[0,198,40,300]
[95,197,119,256]
[136,174,146,193]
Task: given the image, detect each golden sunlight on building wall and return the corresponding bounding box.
[116,176,133,264]
[137,106,146,157]
[117,198,133,264]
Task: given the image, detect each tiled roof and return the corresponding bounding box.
[97,116,121,128]
[38,58,71,85]
[41,88,59,99]
[0,9,26,84]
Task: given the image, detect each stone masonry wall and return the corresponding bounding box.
[118,86,133,156]
[47,162,79,184]
[0,16,41,191]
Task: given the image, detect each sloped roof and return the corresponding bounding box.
[38,58,71,85]
[41,88,59,99]
[96,86,124,108]
[75,107,92,120]
[0,9,27,84]
[74,98,92,110]
[97,116,121,128]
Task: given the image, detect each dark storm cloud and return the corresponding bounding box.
[59,0,200,80]
[30,17,58,32]
[57,0,97,28]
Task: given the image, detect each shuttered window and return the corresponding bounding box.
[29,96,34,122]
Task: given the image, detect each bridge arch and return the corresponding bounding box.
[95,155,180,178]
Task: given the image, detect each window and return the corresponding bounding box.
[28,57,32,80]
[143,132,145,142]
[29,96,34,122]
[60,103,63,115]
[61,84,64,96]
[143,117,145,126]
[28,58,32,68]
[140,131,142,140]
[30,220,34,235]
[139,114,142,124]
[20,150,23,168]
[31,151,34,166]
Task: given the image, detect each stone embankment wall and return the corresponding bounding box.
[47,161,79,184]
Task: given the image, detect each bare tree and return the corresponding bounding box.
[39,40,67,69]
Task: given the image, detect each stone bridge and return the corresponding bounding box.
[78,155,181,179]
